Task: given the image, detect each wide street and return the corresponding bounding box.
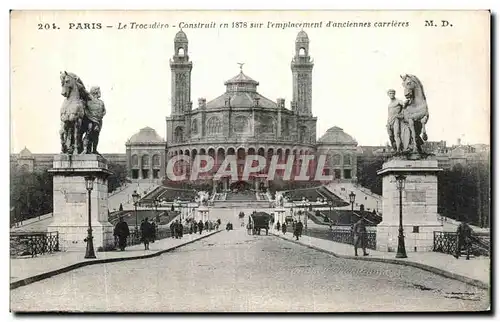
[11,227,489,312]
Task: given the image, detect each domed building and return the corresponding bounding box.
[316,126,358,180]
[126,127,166,180]
[119,30,361,188]
[165,29,323,190]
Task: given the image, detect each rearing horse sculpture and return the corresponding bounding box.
[400,74,429,154]
[60,71,92,154]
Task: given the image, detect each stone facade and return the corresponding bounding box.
[163,30,357,187]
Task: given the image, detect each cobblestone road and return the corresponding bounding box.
[11,228,489,312]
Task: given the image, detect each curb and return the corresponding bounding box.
[272,233,489,290]
[10,230,221,290]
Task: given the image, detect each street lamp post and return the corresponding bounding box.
[154,198,160,224]
[349,191,356,225]
[84,176,96,259]
[302,197,309,231]
[132,190,140,233]
[395,174,408,258]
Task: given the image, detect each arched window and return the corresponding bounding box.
[207,117,222,135]
[191,119,198,135]
[299,126,308,142]
[178,47,185,56]
[141,155,150,168]
[343,154,351,165]
[131,154,139,167]
[174,126,184,143]
[282,119,289,136]
[152,154,160,167]
[299,48,306,56]
[233,116,249,133]
[260,116,276,134]
[20,164,29,172]
[333,154,341,166]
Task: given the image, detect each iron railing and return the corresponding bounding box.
[433,231,490,257]
[330,229,377,250]
[10,231,59,258]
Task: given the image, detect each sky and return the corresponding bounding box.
[10,10,490,153]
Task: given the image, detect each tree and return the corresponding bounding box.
[10,165,53,221]
[119,203,123,211]
[107,162,128,193]
[437,161,490,227]
[356,156,385,195]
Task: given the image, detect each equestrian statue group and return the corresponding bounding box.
[59,71,106,155]
[386,74,430,157]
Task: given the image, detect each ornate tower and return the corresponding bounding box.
[170,30,193,115]
[291,30,314,116]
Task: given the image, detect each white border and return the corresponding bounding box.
[3,1,497,321]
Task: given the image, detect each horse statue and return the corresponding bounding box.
[400,74,429,154]
[59,71,91,154]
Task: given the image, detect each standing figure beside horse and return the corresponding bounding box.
[386,74,429,155]
[59,71,106,155]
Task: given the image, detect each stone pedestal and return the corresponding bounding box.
[47,154,114,251]
[274,208,285,225]
[376,157,443,252]
[198,205,209,222]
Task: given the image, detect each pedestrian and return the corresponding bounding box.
[178,221,184,238]
[204,220,209,231]
[193,221,198,234]
[455,220,473,260]
[198,220,204,234]
[276,221,281,231]
[170,220,176,238]
[353,217,369,256]
[113,216,130,251]
[282,222,287,235]
[189,221,194,234]
[140,217,152,250]
[294,220,303,241]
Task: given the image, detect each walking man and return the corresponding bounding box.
[113,216,130,251]
[140,217,153,250]
[170,220,175,238]
[353,217,369,256]
[198,219,204,235]
[455,220,473,260]
[294,220,303,241]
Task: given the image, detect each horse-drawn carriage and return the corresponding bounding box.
[248,212,272,235]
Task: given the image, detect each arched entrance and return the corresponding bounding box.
[230,180,252,192]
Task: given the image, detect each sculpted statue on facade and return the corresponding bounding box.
[275,191,284,208]
[196,191,210,207]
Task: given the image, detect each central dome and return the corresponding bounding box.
[318,126,357,145]
[205,70,278,109]
[128,127,165,144]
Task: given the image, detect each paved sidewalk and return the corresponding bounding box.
[272,230,490,289]
[10,230,220,288]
